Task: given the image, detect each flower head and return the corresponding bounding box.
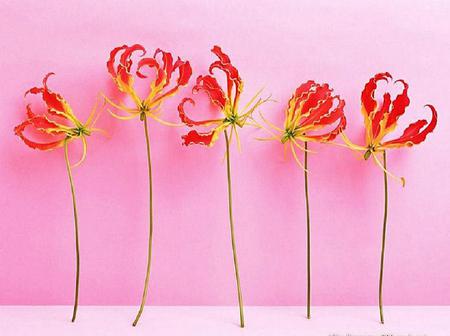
[255,81,346,169]
[14,73,101,166]
[106,44,192,124]
[178,45,269,148]
[342,72,437,185]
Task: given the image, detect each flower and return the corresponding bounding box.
[255,81,346,169]
[178,45,269,148]
[106,44,192,124]
[342,72,437,185]
[14,73,101,166]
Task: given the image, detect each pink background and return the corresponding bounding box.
[0,0,449,306]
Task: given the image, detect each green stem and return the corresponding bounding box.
[378,150,388,324]
[304,141,311,319]
[224,130,245,328]
[64,140,80,323]
[133,115,154,327]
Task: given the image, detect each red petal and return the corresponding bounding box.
[182,129,215,146]
[136,57,161,79]
[178,98,220,127]
[306,114,347,142]
[119,44,146,72]
[193,75,226,108]
[25,105,66,133]
[361,72,392,115]
[299,83,333,120]
[287,81,316,120]
[175,59,192,86]
[209,46,241,97]
[14,118,65,151]
[107,45,128,78]
[313,96,346,126]
[382,105,437,147]
[371,92,391,139]
[25,73,69,118]
[385,79,410,129]
[154,49,174,87]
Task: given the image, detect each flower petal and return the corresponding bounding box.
[361,72,392,116]
[381,104,437,148]
[25,73,72,119]
[107,44,128,78]
[136,57,162,79]
[178,98,222,127]
[384,79,410,131]
[14,118,65,151]
[181,129,217,146]
[209,46,241,97]
[193,75,227,109]
[371,92,391,139]
[154,48,174,87]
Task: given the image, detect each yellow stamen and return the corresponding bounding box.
[372,152,406,187]
[290,141,306,171]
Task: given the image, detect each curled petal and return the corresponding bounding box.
[150,58,192,104]
[154,49,174,87]
[136,57,162,79]
[14,118,65,151]
[174,59,192,87]
[178,98,221,127]
[25,73,71,118]
[193,75,227,108]
[371,92,391,139]
[312,96,346,127]
[305,114,347,143]
[25,105,67,134]
[384,79,410,130]
[381,104,437,148]
[107,45,128,78]
[361,72,392,115]
[209,45,242,97]
[300,84,333,120]
[287,81,316,120]
[119,44,146,71]
[182,129,217,146]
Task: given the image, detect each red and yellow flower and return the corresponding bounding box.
[342,72,437,185]
[255,81,346,169]
[14,72,101,166]
[106,44,192,123]
[178,45,269,148]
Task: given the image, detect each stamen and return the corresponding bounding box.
[372,152,406,187]
[290,141,307,171]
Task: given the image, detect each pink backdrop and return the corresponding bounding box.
[1,0,449,305]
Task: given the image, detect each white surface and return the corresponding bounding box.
[0,306,448,335]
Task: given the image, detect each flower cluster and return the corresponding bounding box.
[255,81,346,168]
[14,72,101,166]
[106,44,192,123]
[178,46,269,148]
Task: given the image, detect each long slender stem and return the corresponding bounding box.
[378,150,388,324]
[64,140,80,323]
[133,115,154,327]
[224,130,245,328]
[304,141,311,319]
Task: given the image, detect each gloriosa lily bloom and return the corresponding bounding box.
[255,81,346,169]
[255,81,346,319]
[106,44,192,124]
[14,73,101,166]
[178,45,269,149]
[178,46,269,328]
[342,72,437,186]
[106,44,192,327]
[341,72,437,324]
[14,73,103,323]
